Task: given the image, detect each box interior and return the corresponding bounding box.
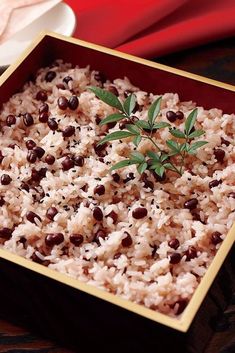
[0,33,235,334]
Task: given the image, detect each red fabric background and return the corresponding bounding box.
[64,0,235,58]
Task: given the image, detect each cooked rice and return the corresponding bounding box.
[0,60,234,317]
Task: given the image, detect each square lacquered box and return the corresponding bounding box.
[0,32,235,353]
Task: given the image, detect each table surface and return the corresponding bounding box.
[0,36,235,353]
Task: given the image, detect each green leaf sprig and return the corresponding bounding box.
[88,86,208,178]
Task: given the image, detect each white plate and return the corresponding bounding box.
[0,2,76,67]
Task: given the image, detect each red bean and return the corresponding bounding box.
[39,112,49,123]
[68,96,79,110]
[6,114,16,126]
[184,198,198,210]
[31,252,44,264]
[27,150,37,163]
[57,83,66,90]
[176,111,184,120]
[214,148,225,163]
[108,86,119,96]
[94,185,105,195]
[23,113,34,127]
[26,140,36,150]
[93,229,107,245]
[95,115,101,124]
[185,246,197,261]
[58,96,68,110]
[211,231,223,245]
[36,90,47,101]
[209,180,222,189]
[166,111,177,122]
[45,70,56,82]
[121,232,132,247]
[221,137,230,146]
[70,234,84,246]
[80,183,88,192]
[1,174,12,185]
[74,156,84,167]
[47,118,58,131]
[62,126,75,138]
[93,206,103,221]
[45,233,64,247]
[61,156,74,171]
[94,142,107,157]
[132,207,147,219]
[124,173,135,183]
[112,173,120,183]
[106,210,118,224]
[46,207,58,221]
[26,211,41,224]
[113,252,122,259]
[169,252,181,264]
[38,167,47,179]
[39,103,49,114]
[33,146,45,159]
[0,227,13,239]
[119,118,130,130]
[45,154,55,165]
[30,168,41,182]
[63,76,73,84]
[21,182,30,192]
[168,238,180,250]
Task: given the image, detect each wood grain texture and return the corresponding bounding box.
[0,319,72,352]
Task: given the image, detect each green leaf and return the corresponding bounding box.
[169,128,186,139]
[147,151,160,162]
[99,113,124,126]
[125,124,140,135]
[130,151,145,163]
[188,129,205,139]
[168,151,178,157]
[110,159,136,171]
[166,140,180,152]
[137,162,148,174]
[148,96,162,127]
[154,164,165,177]
[163,163,177,172]
[160,153,169,162]
[132,135,142,147]
[98,131,135,145]
[149,161,161,170]
[135,120,151,130]
[88,86,123,111]
[179,142,188,152]
[187,141,208,154]
[153,122,170,130]
[184,108,198,136]
[123,94,136,116]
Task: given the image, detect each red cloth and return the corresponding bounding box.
[64,0,235,58]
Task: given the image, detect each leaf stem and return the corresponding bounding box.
[169,162,182,176]
[141,135,162,153]
[179,137,189,174]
